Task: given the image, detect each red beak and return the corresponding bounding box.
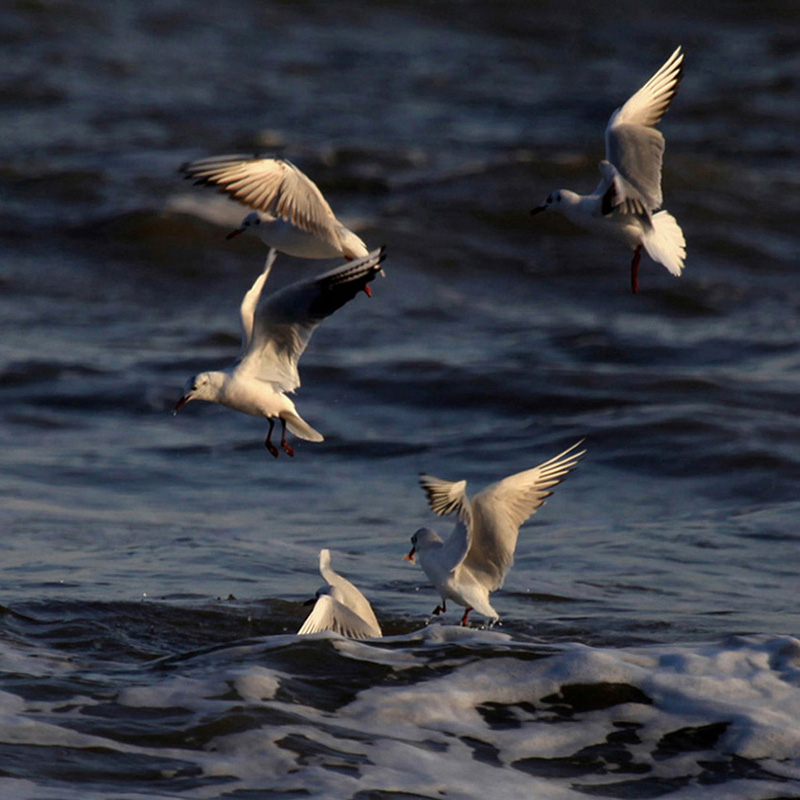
[226,227,245,240]
[174,394,191,412]
[404,546,416,563]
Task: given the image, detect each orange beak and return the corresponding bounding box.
[404,546,416,563]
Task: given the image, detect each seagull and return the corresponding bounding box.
[180,155,370,265]
[174,246,386,457]
[298,549,382,639]
[405,441,585,626]
[531,47,686,293]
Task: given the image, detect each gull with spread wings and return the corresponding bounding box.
[406,441,585,626]
[531,47,686,293]
[180,155,369,264]
[174,246,386,457]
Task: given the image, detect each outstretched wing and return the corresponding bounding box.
[603,47,683,212]
[181,155,342,248]
[419,474,471,521]
[463,441,585,591]
[238,246,386,390]
[239,250,277,352]
[297,594,381,640]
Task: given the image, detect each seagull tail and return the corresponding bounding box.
[642,210,686,277]
[283,411,324,442]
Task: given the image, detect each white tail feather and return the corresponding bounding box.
[642,210,686,276]
[283,412,324,442]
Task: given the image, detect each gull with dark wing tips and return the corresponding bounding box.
[174,246,386,457]
[405,441,585,626]
[180,154,369,264]
[298,549,382,639]
[531,47,686,293]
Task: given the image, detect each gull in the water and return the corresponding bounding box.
[298,549,382,639]
[531,47,686,293]
[174,246,386,457]
[180,154,369,264]
[405,441,585,626]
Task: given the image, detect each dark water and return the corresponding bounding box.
[2,1,800,797]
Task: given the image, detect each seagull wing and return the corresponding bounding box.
[418,474,475,571]
[603,46,683,212]
[298,549,382,639]
[419,474,471,521]
[462,441,585,591]
[237,246,386,390]
[239,250,277,352]
[181,155,343,249]
[297,594,381,639]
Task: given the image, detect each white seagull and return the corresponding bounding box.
[405,441,585,626]
[180,154,370,263]
[174,246,386,457]
[298,549,382,639]
[531,47,686,293]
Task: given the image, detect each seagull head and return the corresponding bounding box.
[226,211,262,240]
[174,372,215,411]
[530,190,564,216]
[304,587,326,606]
[405,528,442,563]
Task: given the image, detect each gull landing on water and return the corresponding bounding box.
[298,549,382,639]
[405,441,585,626]
[180,155,370,264]
[531,47,686,294]
[174,246,386,457]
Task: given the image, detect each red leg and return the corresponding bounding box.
[264,418,279,458]
[631,245,642,295]
[460,607,473,627]
[280,417,295,457]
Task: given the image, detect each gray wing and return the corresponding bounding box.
[181,155,343,248]
[237,246,386,389]
[603,46,684,212]
[462,441,585,591]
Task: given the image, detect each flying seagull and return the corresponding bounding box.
[531,47,686,293]
[175,246,386,456]
[180,154,369,265]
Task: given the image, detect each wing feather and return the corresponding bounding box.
[298,549,382,639]
[238,250,277,352]
[297,595,381,640]
[180,155,341,248]
[238,246,386,389]
[603,47,683,212]
[419,475,471,521]
[610,46,684,129]
[462,441,585,591]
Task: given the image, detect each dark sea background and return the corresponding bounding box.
[2,2,800,798]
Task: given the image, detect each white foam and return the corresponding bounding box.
[1,632,799,797]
